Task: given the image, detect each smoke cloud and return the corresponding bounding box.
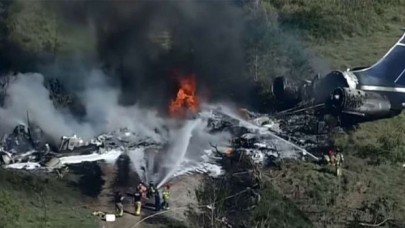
[44,0,250,110]
[0,0,334,184]
[0,72,166,143]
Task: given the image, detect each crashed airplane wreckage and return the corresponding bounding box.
[0,107,322,178]
[0,124,106,169]
[272,31,405,126]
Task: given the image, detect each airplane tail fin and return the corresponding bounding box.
[352,31,405,85]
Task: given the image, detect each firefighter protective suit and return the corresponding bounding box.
[162,187,170,210]
[335,153,344,176]
[134,191,142,216]
[115,192,124,217]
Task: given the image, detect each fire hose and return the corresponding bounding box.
[129,187,252,228]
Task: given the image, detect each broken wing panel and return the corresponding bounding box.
[352,32,405,86]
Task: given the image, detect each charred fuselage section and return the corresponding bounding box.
[272,76,302,107]
[272,72,402,126]
[272,71,351,109]
[326,87,401,126]
[271,31,405,126]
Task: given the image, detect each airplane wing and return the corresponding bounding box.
[351,32,405,87]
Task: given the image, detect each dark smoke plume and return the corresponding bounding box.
[0,1,332,184]
[0,0,331,140]
[47,0,250,112]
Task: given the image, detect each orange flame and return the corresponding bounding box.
[225,148,233,156]
[169,74,200,118]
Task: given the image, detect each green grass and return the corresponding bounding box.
[269,0,405,40]
[252,180,314,228]
[266,159,405,227]
[264,0,405,69]
[312,29,404,69]
[334,114,405,165]
[0,169,97,228]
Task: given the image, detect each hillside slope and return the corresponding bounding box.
[1,0,405,227]
[251,1,405,227]
[0,169,97,228]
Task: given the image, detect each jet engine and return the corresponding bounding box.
[272,76,301,105]
[327,87,394,119]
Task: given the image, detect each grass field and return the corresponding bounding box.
[0,169,97,228]
[312,29,403,69]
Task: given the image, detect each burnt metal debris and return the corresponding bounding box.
[0,106,330,177]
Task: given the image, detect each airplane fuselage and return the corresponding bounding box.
[272,31,405,126]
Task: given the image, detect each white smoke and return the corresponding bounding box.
[79,70,166,141]
[0,73,92,138]
[0,71,230,185]
[0,71,165,142]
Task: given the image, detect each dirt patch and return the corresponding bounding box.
[161,175,203,223]
[65,157,203,228]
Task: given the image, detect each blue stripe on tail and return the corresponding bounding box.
[352,32,405,86]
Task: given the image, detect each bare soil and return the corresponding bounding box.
[74,160,203,228]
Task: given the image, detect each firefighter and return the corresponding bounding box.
[323,153,331,165]
[153,186,161,211]
[137,182,148,199]
[335,148,344,177]
[147,182,155,199]
[148,183,161,211]
[328,149,336,165]
[114,191,124,217]
[161,184,170,210]
[134,189,142,216]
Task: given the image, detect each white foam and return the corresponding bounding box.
[172,162,224,178]
[58,149,122,165]
[5,162,41,170]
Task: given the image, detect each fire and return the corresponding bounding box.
[225,148,233,156]
[169,74,200,118]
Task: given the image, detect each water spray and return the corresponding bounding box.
[157,119,202,188]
